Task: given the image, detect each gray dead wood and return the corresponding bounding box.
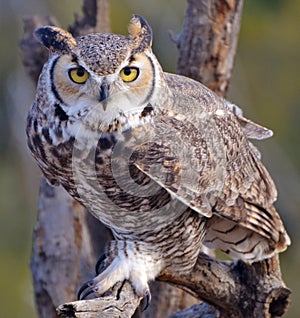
[31,179,111,318]
[20,0,291,317]
[57,282,140,318]
[175,0,244,97]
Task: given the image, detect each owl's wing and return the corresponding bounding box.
[236,113,273,141]
[133,107,290,256]
[133,110,229,218]
[226,102,273,141]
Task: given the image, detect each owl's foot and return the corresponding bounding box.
[77,279,151,311]
[77,240,162,310]
[77,258,151,310]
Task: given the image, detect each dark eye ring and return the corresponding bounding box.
[120,67,139,82]
[68,67,89,84]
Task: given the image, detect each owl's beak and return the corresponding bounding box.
[98,83,109,111]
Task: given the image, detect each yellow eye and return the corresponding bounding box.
[120,67,139,82]
[68,67,89,84]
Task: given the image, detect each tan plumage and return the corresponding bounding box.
[26,15,290,303]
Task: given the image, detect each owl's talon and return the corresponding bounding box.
[77,280,94,300]
[141,289,151,311]
[95,253,107,275]
[80,286,97,300]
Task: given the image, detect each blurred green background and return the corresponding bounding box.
[0,0,299,317]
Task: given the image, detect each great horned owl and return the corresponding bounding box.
[26,15,290,304]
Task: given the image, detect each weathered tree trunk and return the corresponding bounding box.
[176,0,244,97]
[20,0,290,317]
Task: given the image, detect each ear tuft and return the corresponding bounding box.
[128,15,153,50]
[34,26,76,53]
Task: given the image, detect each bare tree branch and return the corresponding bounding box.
[168,303,219,318]
[57,253,290,318]
[175,0,244,97]
[159,254,290,317]
[57,282,140,318]
[20,15,57,83]
[30,180,112,318]
[69,0,110,36]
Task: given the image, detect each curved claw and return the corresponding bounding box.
[95,253,107,275]
[141,289,151,311]
[80,286,96,300]
[77,280,94,300]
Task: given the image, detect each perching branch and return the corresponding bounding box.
[57,253,290,318]
[20,0,290,317]
[159,253,290,317]
[57,282,140,318]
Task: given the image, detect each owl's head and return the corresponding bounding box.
[35,15,166,127]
